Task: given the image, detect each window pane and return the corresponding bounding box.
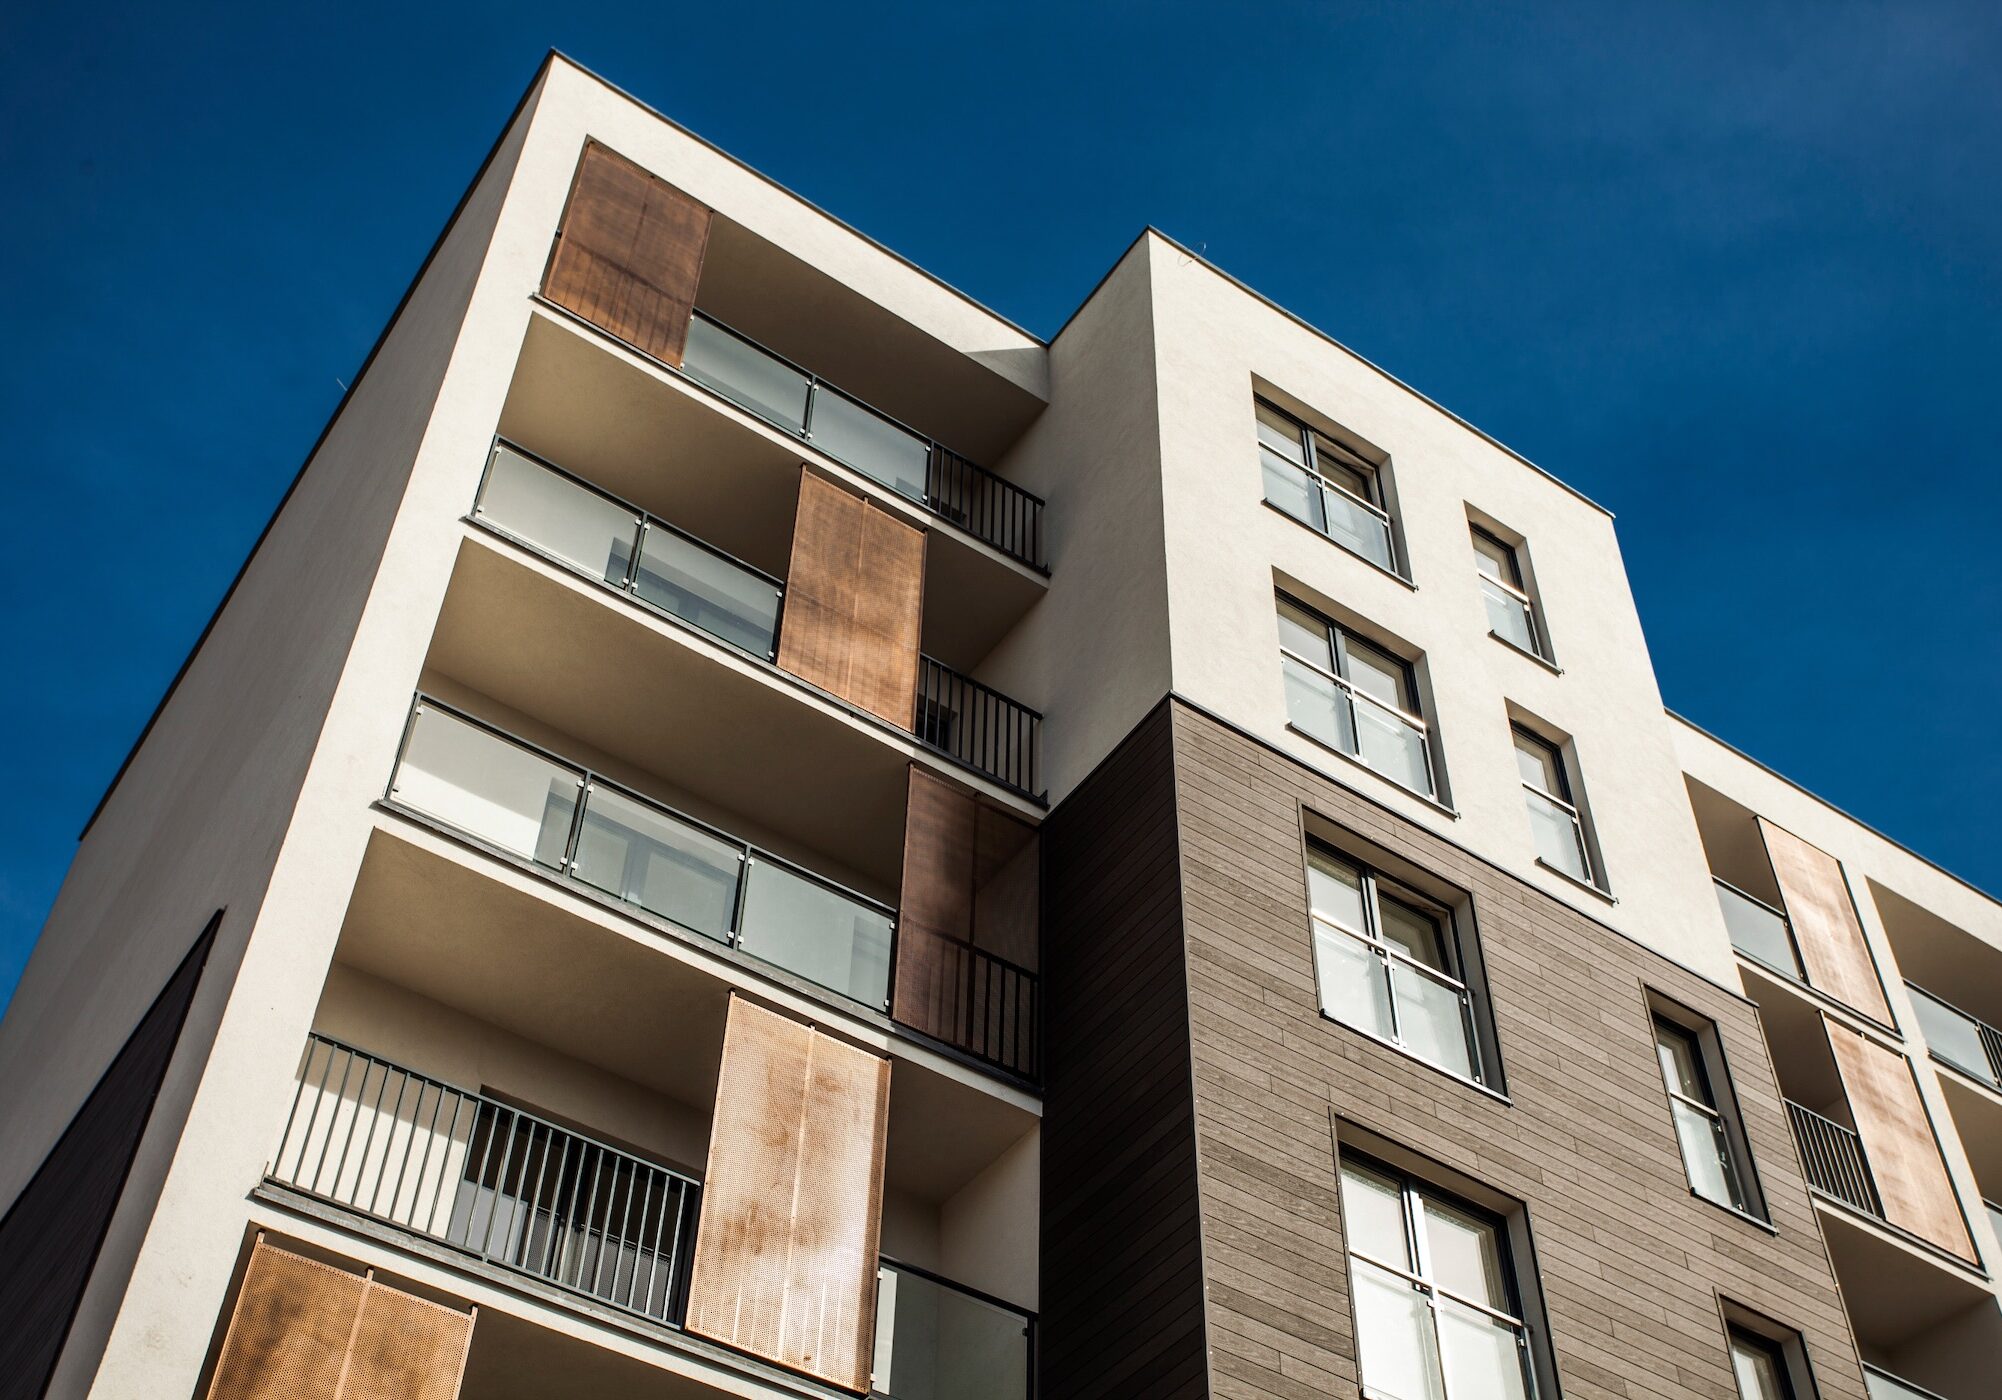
[1653,1022,1708,1101]
[1482,578,1538,653]
[1284,656,1356,755]
[1315,924,1395,1044]
[1523,788,1590,882]
[1324,489,1397,571]
[1341,637,1410,710]
[1277,599,1334,669]
[1470,531,1513,583]
[569,786,742,941]
[1391,961,1476,1080]
[1437,1295,1530,1400]
[632,526,781,657]
[1512,732,1562,793]
[1671,1098,1746,1211]
[809,389,931,502]
[1261,449,1326,531]
[737,861,894,1007]
[1339,1162,1412,1268]
[1421,1196,1509,1310]
[1313,437,1374,502]
[1730,1331,1791,1400]
[393,707,578,868]
[1378,896,1448,971]
[1350,1258,1446,1400]
[681,316,811,433]
[1255,401,1306,464]
[478,445,641,586]
[1307,849,1368,933]
[1354,694,1434,797]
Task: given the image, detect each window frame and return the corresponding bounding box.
[1305,840,1496,1090]
[1510,724,1600,890]
[1256,397,1405,577]
[1648,994,1770,1224]
[1471,524,1549,661]
[1717,1300,1820,1400]
[1337,1150,1542,1400]
[1279,593,1439,800]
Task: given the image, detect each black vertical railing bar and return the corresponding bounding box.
[680,309,1046,569]
[914,656,1045,801]
[269,1034,702,1328]
[1785,1099,1883,1218]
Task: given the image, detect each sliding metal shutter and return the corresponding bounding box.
[895,766,1040,1074]
[543,139,711,366]
[205,1241,474,1400]
[1824,1020,1975,1261]
[686,996,891,1391]
[1757,819,1893,1023]
[776,471,927,728]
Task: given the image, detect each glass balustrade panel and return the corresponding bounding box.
[681,317,811,432]
[569,786,742,942]
[393,707,577,868]
[632,525,781,657]
[738,860,894,1007]
[809,389,931,502]
[872,1265,1030,1400]
[1524,788,1590,882]
[478,445,641,585]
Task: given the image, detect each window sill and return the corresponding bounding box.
[1317,1011,1512,1106]
[1488,630,1562,675]
[1261,499,1417,591]
[1535,857,1616,904]
[1285,722,1458,818]
[1692,1188,1777,1235]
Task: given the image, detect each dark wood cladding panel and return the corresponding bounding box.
[1040,705,1209,1400]
[895,766,1040,1073]
[543,140,710,366]
[1165,702,1869,1400]
[1757,819,1894,1024]
[0,914,217,1400]
[1825,1019,1975,1261]
[777,472,926,728]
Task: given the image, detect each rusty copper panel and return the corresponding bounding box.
[1758,819,1893,1023]
[1825,1019,1976,1261]
[543,140,711,366]
[206,1241,474,1400]
[206,1242,363,1400]
[343,1279,476,1400]
[687,996,889,1392]
[777,472,926,728]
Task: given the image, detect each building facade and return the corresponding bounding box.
[2,51,1997,1400]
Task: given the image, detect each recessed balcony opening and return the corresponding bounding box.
[1817,1212,2000,1400]
[1685,777,1806,979]
[1869,880,2002,1096]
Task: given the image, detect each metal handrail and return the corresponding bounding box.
[1906,981,2002,1086]
[1712,877,1788,922]
[915,655,1044,800]
[874,1255,1036,1400]
[1785,1099,1882,1217]
[894,924,1042,1079]
[386,693,898,1010]
[1281,650,1437,797]
[684,310,1046,570]
[270,1034,702,1327]
[1862,1364,1954,1400]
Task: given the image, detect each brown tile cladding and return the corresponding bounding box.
[1043,697,1870,1399]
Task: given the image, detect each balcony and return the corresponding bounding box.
[470,438,1043,801]
[388,694,899,1012]
[1787,1098,1884,1218]
[263,1035,1036,1400]
[1715,878,1806,980]
[677,311,1044,571]
[1907,983,2002,1092]
[1866,1366,1954,1400]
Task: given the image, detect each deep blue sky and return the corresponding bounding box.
[3,2,1998,1012]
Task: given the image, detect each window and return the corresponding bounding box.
[1307,844,1484,1083]
[1651,1008,1760,1217]
[1279,595,1436,799]
[1338,1155,1537,1400]
[1511,727,1594,886]
[1728,1329,1795,1400]
[1256,399,1399,573]
[1471,527,1545,658]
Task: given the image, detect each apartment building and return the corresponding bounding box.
[1,50,1996,1400]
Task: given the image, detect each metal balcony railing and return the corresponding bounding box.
[1864,1365,1954,1400]
[1785,1099,1882,1218]
[916,656,1043,801]
[681,311,1045,570]
[873,1259,1034,1400]
[472,442,1044,799]
[270,1035,701,1327]
[386,694,898,1012]
[1907,982,2002,1090]
[1714,879,1806,981]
